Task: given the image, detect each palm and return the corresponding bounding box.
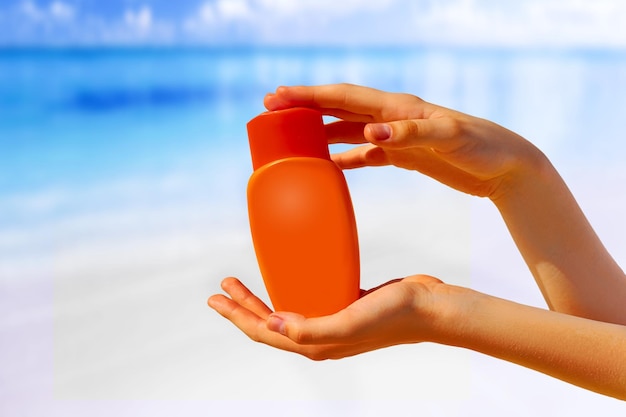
[208,275,444,360]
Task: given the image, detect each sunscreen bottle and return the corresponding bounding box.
[246,108,360,317]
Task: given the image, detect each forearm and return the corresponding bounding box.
[492,152,626,323]
[438,287,626,400]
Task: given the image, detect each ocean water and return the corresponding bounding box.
[1,47,626,416]
[3,47,626,193]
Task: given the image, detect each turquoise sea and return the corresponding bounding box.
[2,47,626,416]
[3,47,626,196]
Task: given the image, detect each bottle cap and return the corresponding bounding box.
[247,108,330,170]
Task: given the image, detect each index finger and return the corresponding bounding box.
[264,84,388,119]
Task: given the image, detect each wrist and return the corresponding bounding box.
[426,282,485,346]
[489,144,555,205]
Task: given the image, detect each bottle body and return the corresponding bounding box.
[247,157,360,317]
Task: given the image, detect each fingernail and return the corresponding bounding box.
[368,123,392,141]
[265,97,288,111]
[267,314,286,335]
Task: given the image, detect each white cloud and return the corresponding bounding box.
[83,4,176,45]
[216,0,253,20]
[257,0,395,17]
[183,0,253,36]
[532,0,626,46]
[124,5,153,32]
[178,0,626,47]
[188,0,395,24]
[19,0,75,22]
[198,2,216,23]
[49,1,75,21]
[8,0,626,48]
[183,0,399,42]
[19,0,45,21]
[411,0,626,47]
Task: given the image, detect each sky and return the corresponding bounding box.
[2,0,626,47]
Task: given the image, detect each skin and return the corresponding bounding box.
[208,84,626,400]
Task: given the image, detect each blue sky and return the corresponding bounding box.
[2,0,626,47]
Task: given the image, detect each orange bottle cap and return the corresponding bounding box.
[247,108,330,171]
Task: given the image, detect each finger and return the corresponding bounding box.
[207,293,266,341]
[208,292,306,351]
[265,84,388,117]
[266,286,404,346]
[266,311,358,345]
[263,92,290,111]
[209,293,354,359]
[325,121,367,145]
[365,118,468,154]
[209,291,405,360]
[265,92,375,123]
[331,145,389,170]
[220,277,273,319]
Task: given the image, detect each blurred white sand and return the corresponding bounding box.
[2,158,625,416]
[49,165,473,401]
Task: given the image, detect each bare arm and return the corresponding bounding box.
[208,276,626,400]
[445,284,626,400]
[492,154,626,322]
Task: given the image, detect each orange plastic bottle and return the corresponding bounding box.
[246,107,360,317]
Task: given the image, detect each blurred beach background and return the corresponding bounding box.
[1,1,626,416]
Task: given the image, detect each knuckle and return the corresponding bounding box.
[396,92,422,104]
[444,117,466,138]
[291,328,312,345]
[403,120,420,138]
[247,323,264,343]
[392,120,420,145]
[381,93,420,119]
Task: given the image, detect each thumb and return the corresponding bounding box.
[364,118,462,152]
[266,312,338,345]
[267,312,305,338]
[266,310,360,345]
